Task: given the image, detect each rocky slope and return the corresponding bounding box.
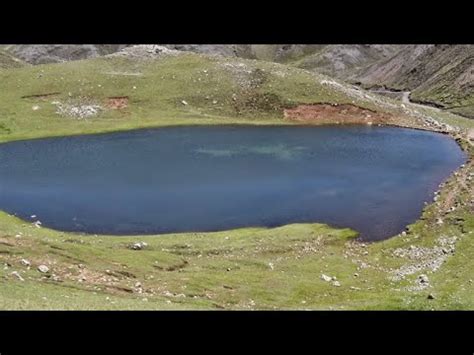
[348,45,474,118]
[1,45,128,65]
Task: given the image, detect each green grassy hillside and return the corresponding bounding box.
[0,50,383,142]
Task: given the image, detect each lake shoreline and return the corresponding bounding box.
[0,113,471,243]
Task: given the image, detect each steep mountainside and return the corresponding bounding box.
[1,45,128,65]
[163,44,403,75]
[276,45,403,76]
[349,45,474,118]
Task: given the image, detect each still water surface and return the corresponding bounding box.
[0,125,466,240]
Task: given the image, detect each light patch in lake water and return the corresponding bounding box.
[196,144,307,160]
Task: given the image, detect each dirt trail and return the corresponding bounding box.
[402,91,444,114]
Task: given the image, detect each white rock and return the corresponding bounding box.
[37,265,49,273]
[11,271,24,281]
[131,243,143,250]
[321,274,332,282]
[181,100,188,106]
[20,259,31,267]
[419,274,429,284]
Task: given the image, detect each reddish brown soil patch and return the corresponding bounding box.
[284,103,393,125]
[106,96,129,109]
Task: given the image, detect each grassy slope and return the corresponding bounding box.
[0,51,473,309]
[0,53,360,142]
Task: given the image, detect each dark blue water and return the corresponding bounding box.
[0,125,466,240]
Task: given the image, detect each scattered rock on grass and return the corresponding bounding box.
[54,101,102,119]
[20,259,31,267]
[37,265,49,273]
[129,242,148,250]
[419,274,429,284]
[321,274,332,282]
[11,271,24,281]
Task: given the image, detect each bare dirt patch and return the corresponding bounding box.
[283,103,393,125]
[106,96,129,110]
